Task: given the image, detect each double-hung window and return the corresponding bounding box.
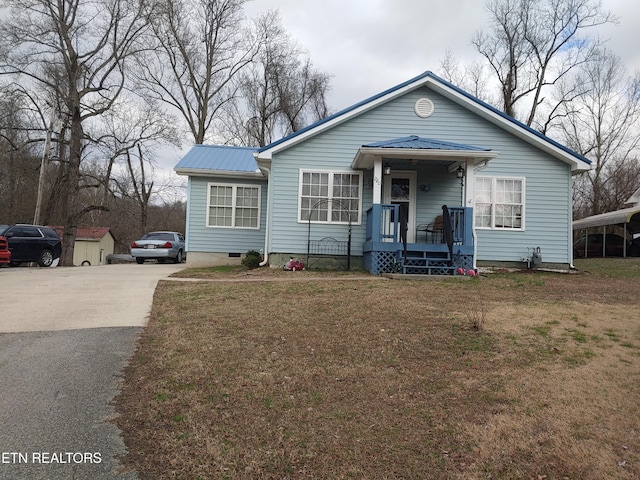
[475,177,525,230]
[299,170,362,224]
[207,183,261,229]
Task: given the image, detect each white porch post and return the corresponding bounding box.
[464,158,475,207]
[373,156,383,203]
[466,158,478,269]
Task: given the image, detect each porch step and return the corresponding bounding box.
[400,253,456,275]
[403,249,450,260]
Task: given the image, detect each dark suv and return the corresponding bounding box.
[0,224,62,267]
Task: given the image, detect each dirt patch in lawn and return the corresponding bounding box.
[115,260,640,479]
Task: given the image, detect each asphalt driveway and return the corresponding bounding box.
[0,263,183,480]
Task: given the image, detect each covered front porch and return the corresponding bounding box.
[363,204,474,275]
[353,136,497,275]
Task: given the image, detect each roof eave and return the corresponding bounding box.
[254,155,272,177]
[572,164,592,174]
[352,147,498,169]
[174,167,264,179]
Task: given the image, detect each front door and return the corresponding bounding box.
[383,171,417,243]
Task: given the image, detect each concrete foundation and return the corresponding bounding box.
[185,251,246,268]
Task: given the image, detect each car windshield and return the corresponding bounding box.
[0,225,8,235]
[141,232,174,241]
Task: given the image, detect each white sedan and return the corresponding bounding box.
[130,231,186,264]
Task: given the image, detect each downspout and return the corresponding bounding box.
[259,164,271,267]
[569,232,575,269]
[569,172,576,269]
[473,228,478,270]
[185,176,192,257]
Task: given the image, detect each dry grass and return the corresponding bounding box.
[115,259,640,479]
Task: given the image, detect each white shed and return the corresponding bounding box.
[72,227,115,266]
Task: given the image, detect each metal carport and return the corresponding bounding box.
[572,206,640,258]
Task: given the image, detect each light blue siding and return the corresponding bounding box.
[267,85,574,264]
[186,176,267,254]
[475,152,572,263]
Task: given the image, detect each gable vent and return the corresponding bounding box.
[414,98,435,118]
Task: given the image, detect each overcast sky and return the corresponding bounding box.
[243,0,640,112]
[164,0,640,181]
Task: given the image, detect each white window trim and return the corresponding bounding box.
[298,169,363,225]
[206,182,261,230]
[474,176,526,231]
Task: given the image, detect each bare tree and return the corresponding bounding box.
[122,145,153,233]
[559,49,640,216]
[277,56,330,134]
[90,97,180,199]
[135,0,264,144]
[0,90,41,222]
[0,0,149,265]
[598,157,640,212]
[473,0,614,126]
[573,156,640,219]
[438,50,494,104]
[223,11,331,147]
[71,95,179,236]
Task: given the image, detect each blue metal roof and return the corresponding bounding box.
[175,144,259,173]
[363,135,492,152]
[258,71,591,167]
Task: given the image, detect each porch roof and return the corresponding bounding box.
[352,135,498,169]
[364,135,492,151]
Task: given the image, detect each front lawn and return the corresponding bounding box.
[115,259,640,479]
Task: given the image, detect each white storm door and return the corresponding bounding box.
[383,171,417,243]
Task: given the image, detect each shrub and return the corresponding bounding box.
[241,250,262,269]
[466,301,486,331]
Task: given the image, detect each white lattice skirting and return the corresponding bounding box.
[364,252,474,276]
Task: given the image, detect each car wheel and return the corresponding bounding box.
[38,249,54,267]
[81,260,91,266]
[174,250,183,264]
[135,257,145,264]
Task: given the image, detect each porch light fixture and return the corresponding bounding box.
[457,164,465,205]
[383,164,391,175]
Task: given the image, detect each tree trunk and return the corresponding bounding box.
[60,106,83,267]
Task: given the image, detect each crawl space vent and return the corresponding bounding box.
[414,98,435,118]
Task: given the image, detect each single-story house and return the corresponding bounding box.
[52,226,115,266]
[175,71,591,274]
